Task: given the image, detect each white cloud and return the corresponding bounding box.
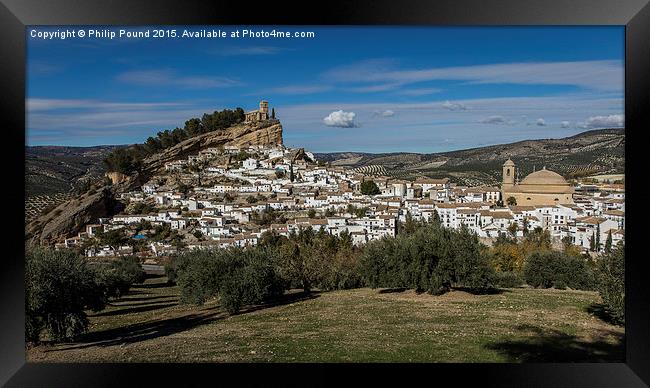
[578,114,624,129]
[323,110,358,128]
[277,95,623,126]
[116,70,239,89]
[276,94,623,152]
[322,58,398,82]
[267,85,332,95]
[347,83,404,93]
[373,110,395,117]
[397,88,443,96]
[278,95,623,133]
[479,115,514,125]
[325,59,623,92]
[29,61,64,76]
[26,98,218,142]
[27,98,187,112]
[561,121,571,128]
[29,107,211,131]
[536,118,546,126]
[442,101,467,111]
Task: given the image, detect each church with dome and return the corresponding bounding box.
[501,159,574,206]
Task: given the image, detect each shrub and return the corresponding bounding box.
[164,254,186,284]
[130,202,156,215]
[173,250,226,305]
[270,228,363,293]
[490,243,526,273]
[360,236,399,289]
[523,252,556,288]
[26,248,107,343]
[360,222,495,295]
[274,235,320,292]
[96,228,128,248]
[446,225,495,290]
[596,245,624,324]
[554,280,567,290]
[219,249,286,314]
[493,271,524,288]
[94,256,146,299]
[360,180,380,195]
[523,251,596,290]
[317,246,363,291]
[172,247,286,314]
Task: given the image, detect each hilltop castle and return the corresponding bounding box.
[245,100,270,123]
[501,158,574,206]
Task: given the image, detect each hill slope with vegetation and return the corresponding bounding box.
[316,128,624,186]
[26,145,121,197]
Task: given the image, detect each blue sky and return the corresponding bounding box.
[27,26,624,153]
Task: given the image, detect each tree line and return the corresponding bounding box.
[165,221,496,315]
[104,108,245,174]
[166,228,362,314]
[167,217,624,323]
[487,224,624,324]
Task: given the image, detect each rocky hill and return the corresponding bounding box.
[25,186,124,247]
[140,119,282,178]
[316,128,624,187]
[26,119,283,247]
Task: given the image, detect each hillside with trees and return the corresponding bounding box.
[316,128,625,186]
[103,108,245,175]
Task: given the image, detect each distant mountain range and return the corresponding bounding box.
[26,128,624,197]
[315,128,624,187]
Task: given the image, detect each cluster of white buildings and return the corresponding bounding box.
[57,144,625,258]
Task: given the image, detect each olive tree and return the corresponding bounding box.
[26,248,107,342]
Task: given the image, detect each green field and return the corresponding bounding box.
[26,276,624,363]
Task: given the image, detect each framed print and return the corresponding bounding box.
[1,0,649,386]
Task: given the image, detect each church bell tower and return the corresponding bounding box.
[502,158,516,188]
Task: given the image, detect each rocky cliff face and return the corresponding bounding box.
[142,120,283,177]
[26,119,283,247]
[25,186,122,247]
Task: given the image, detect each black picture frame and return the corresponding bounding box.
[2,0,649,386]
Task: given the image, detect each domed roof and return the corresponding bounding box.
[520,168,568,186]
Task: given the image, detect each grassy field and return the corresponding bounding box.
[26,276,624,363]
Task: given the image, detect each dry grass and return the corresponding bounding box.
[26,276,624,363]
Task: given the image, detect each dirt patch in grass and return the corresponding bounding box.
[377,289,480,303]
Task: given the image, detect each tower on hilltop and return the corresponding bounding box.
[245,100,270,123]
